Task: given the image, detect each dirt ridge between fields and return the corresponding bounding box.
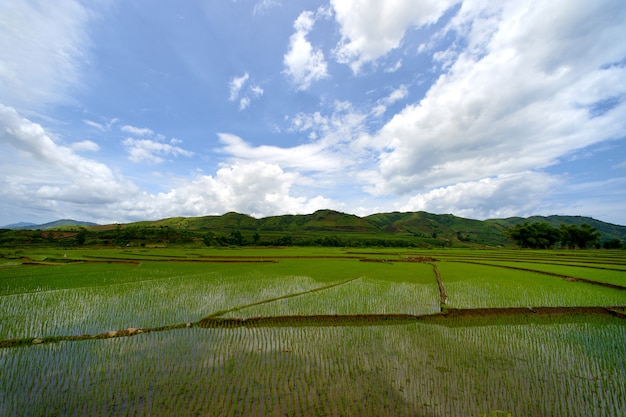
[2,305,623,349]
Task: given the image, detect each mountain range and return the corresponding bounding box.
[2,219,98,230]
[98,210,626,245]
[4,211,625,246]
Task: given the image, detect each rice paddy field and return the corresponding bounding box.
[1,247,625,416]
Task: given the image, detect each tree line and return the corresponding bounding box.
[505,222,623,249]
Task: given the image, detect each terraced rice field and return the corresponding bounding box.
[0,247,624,416]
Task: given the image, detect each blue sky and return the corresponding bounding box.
[1,0,626,226]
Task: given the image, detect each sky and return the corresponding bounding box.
[1,0,626,226]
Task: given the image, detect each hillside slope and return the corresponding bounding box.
[4,211,624,247]
[110,210,625,246]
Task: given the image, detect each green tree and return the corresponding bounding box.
[603,238,624,249]
[229,230,243,246]
[203,232,215,246]
[75,229,87,245]
[506,222,561,249]
[560,224,600,249]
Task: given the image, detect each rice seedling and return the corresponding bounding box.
[3,317,623,416]
[437,262,626,308]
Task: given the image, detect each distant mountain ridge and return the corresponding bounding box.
[94,210,625,245]
[5,211,625,245]
[2,219,98,230]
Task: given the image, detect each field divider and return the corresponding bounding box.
[1,305,624,349]
[428,262,447,308]
[83,255,277,264]
[450,260,626,291]
[202,276,364,319]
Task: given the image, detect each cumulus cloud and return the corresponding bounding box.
[0,104,136,207]
[331,0,458,72]
[283,10,329,90]
[113,161,334,220]
[0,105,333,222]
[371,0,626,195]
[399,172,559,220]
[0,0,92,107]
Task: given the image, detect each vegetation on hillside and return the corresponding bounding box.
[1,210,624,248]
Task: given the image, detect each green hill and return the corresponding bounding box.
[4,210,625,248]
[365,211,511,246]
[108,210,625,248]
[3,219,98,230]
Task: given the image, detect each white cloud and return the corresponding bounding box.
[120,125,154,137]
[239,97,251,111]
[0,104,136,206]
[371,0,626,195]
[229,72,249,101]
[229,73,263,110]
[217,100,375,194]
[250,85,264,97]
[283,10,329,90]
[385,60,402,73]
[0,105,334,223]
[399,172,559,220]
[288,100,368,147]
[331,0,458,72]
[217,133,338,172]
[253,0,280,16]
[71,140,100,152]
[373,85,409,115]
[115,161,334,220]
[123,138,193,164]
[0,0,92,108]
[83,118,118,131]
[83,120,105,131]
[0,105,335,223]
